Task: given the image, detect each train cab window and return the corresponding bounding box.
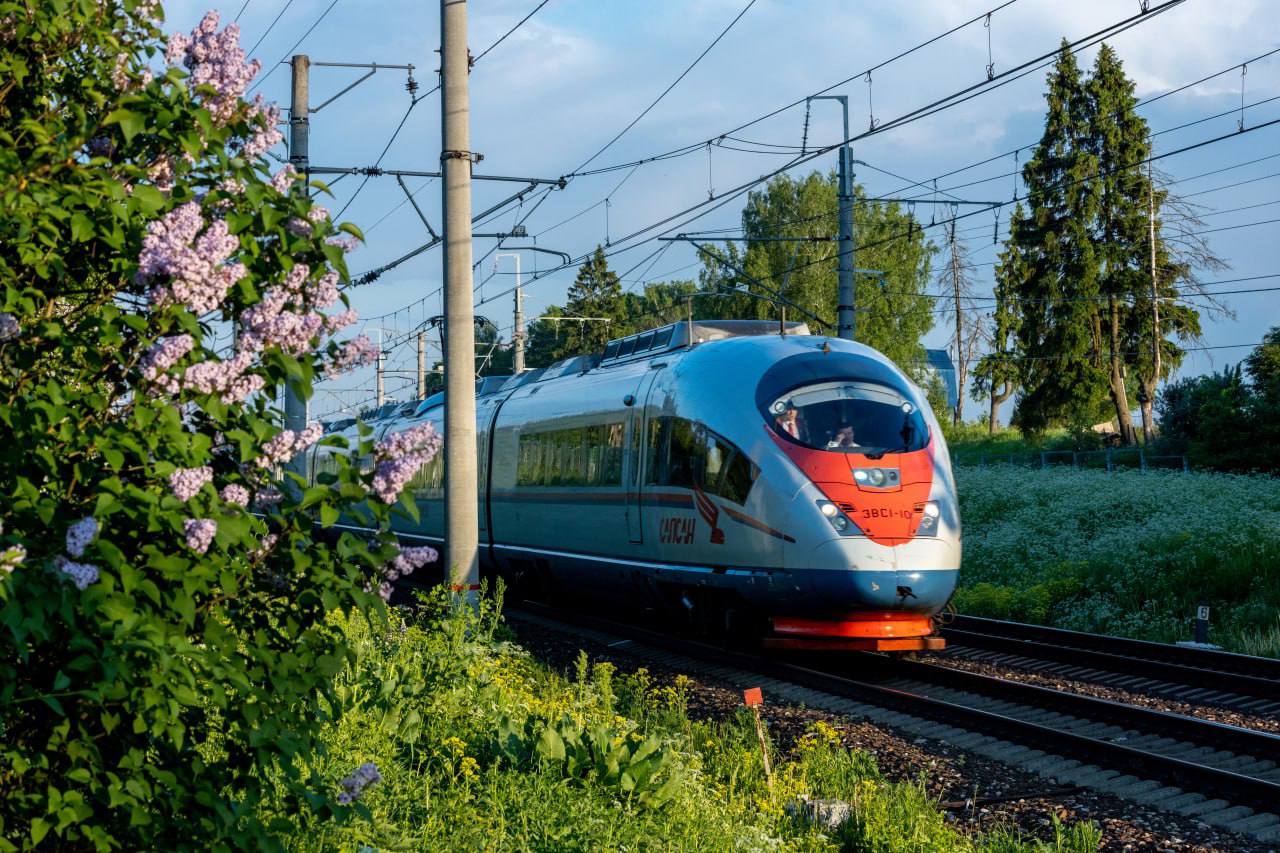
[634,331,655,353]
[647,416,758,504]
[617,338,637,358]
[768,381,928,456]
[603,341,620,360]
[652,326,674,349]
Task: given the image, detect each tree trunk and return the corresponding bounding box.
[1106,296,1138,445]
[1137,377,1157,444]
[988,382,1013,435]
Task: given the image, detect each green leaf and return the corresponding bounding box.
[105,109,144,143]
[319,503,338,527]
[70,213,94,242]
[535,726,565,762]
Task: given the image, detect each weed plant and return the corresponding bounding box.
[257,590,1101,851]
[954,466,1280,656]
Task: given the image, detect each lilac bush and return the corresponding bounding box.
[0,2,440,848]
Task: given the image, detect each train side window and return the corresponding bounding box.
[651,326,673,349]
[517,422,625,487]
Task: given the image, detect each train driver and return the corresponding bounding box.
[828,423,859,449]
[774,403,807,442]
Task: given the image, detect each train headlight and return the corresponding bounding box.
[917,501,941,535]
[853,469,868,483]
[868,468,886,486]
[816,500,856,534]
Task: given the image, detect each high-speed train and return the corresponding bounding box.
[310,320,960,651]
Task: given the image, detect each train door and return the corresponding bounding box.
[625,368,662,543]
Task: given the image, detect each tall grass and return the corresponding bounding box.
[954,466,1280,656]
[253,592,1099,851]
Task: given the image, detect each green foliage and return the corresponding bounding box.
[262,597,1097,851]
[1154,349,1280,473]
[0,3,409,849]
[733,172,937,380]
[955,466,1280,655]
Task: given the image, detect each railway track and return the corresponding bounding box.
[939,615,1280,715]
[510,603,1280,841]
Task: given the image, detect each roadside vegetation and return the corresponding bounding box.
[953,466,1280,657]
[260,589,1101,853]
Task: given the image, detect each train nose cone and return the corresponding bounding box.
[808,537,958,616]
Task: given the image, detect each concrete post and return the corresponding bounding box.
[417,331,427,399]
[440,0,480,603]
[284,54,310,473]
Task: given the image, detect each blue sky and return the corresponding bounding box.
[164,0,1280,418]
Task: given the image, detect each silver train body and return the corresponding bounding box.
[310,321,961,638]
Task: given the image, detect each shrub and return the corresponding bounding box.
[0,3,433,849]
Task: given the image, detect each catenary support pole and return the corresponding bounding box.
[810,96,855,340]
[440,0,480,604]
[513,256,524,374]
[284,54,310,472]
[375,346,385,406]
[417,331,427,398]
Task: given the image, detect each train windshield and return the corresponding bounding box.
[768,381,928,456]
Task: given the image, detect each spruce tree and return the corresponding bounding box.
[1089,43,1203,443]
[1011,42,1106,434]
[560,246,622,357]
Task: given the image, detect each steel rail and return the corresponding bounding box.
[943,616,1280,701]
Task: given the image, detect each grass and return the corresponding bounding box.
[254,590,1101,851]
[951,464,1280,657]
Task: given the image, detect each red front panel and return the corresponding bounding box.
[768,427,935,546]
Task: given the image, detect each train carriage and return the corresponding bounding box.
[310,319,960,651]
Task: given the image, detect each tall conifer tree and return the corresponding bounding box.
[1011,42,1105,434]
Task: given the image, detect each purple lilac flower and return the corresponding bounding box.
[270,164,298,193]
[371,423,442,504]
[220,484,250,507]
[325,309,358,334]
[182,350,264,404]
[240,96,283,161]
[140,334,195,394]
[169,466,213,502]
[385,545,438,581]
[166,12,260,125]
[54,556,99,590]
[326,235,360,253]
[184,519,217,555]
[306,205,329,224]
[250,532,278,560]
[0,313,19,341]
[255,423,324,469]
[285,217,313,237]
[337,762,383,803]
[328,336,380,375]
[137,202,245,316]
[65,517,99,558]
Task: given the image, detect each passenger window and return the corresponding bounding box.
[516,422,625,487]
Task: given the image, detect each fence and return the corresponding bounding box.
[964,448,1190,472]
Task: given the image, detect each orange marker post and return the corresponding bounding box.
[743,687,772,789]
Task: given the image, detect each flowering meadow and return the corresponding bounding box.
[954,466,1280,656]
[261,589,1099,852]
[0,2,439,848]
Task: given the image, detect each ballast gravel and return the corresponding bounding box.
[930,650,1280,735]
[509,616,1276,853]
